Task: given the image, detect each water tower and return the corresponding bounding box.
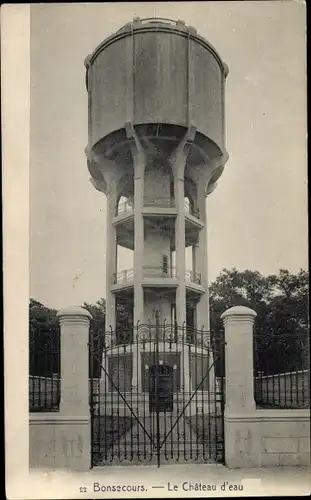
[85,18,228,419]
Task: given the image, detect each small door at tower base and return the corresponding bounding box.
[149,364,174,413]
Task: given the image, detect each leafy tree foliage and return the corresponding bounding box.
[209,268,273,336]
[116,297,134,344]
[209,268,309,375]
[29,298,107,377]
[29,299,59,376]
[82,298,106,337]
[266,269,309,334]
[29,298,58,334]
[209,267,309,334]
[83,298,106,378]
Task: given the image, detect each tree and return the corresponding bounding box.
[266,269,309,333]
[29,298,107,378]
[116,297,134,343]
[209,268,273,337]
[82,299,106,379]
[82,297,106,337]
[29,299,59,376]
[209,268,309,375]
[29,296,132,378]
[29,298,58,332]
[209,267,309,334]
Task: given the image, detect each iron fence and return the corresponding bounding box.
[253,330,310,409]
[89,322,225,466]
[29,325,60,412]
[91,323,225,378]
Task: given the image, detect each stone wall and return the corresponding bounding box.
[29,307,92,471]
[224,409,310,468]
[259,409,310,466]
[222,306,310,469]
[29,414,91,470]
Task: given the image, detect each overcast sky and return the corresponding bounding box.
[30,2,307,310]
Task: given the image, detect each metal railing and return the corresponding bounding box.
[114,267,201,284]
[143,266,177,279]
[29,326,60,412]
[185,270,202,285]
[184,199,200,218]
[116,200,134,216]
[253,330,310,409]
[114,268,134,284]
[116,197,200,218]
[95,322,224,355]
[143,196,176,208]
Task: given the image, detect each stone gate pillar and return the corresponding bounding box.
[56,306,92,470]
[221,305,260,468]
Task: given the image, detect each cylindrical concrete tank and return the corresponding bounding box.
[85,18,228,184]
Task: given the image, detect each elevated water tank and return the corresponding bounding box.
[85,17,228,182]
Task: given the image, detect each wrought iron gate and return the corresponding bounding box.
[89,322,225,467]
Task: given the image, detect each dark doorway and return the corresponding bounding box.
[149,364,174,413]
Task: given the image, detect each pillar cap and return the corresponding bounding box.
[221,305,257,320]
[57,306,92,319]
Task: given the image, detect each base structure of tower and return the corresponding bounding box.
[98,323,222,411]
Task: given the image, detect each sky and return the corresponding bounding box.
[29,1,308,310]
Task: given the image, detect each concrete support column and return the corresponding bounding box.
[133,172,144,327]
[126,122,146,330]
[221,305,260,468]
[127,123,146,393]
[132,173,144,392]
[175,177,186,326]
[192,245,197,273]
[195,184,215,399]
[170,127,196,328]
[105,189,117,333]
[56,306,92,470]
[196,184,209,330]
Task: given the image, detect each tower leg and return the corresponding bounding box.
[105,190,117,333]
[175,177,186,326]
[127,124,146,394]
